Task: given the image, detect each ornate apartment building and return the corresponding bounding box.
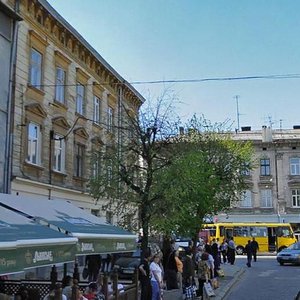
[5,0,144,218]
[216,126,300,230]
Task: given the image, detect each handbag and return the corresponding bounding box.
[203,282,215,297]
[82,267,89,280]
[184,285,197,299]
[210,278,219,289]
[217,268,225,277]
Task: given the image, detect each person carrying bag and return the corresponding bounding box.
[197,252,210,298]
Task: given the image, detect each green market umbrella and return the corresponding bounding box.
[0,194,137,256]
[0,205,77,275]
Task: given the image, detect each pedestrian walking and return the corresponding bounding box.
[245,240,253,267]
[250,237,259,262]
[220,239,228,264]
[139,248,152,300]
[227,237,236,265]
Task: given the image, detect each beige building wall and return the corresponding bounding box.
[11,0,144,219]
[217,127,300,228]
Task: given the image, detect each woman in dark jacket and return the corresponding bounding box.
[164,250,178,290]
[182,248,194,287]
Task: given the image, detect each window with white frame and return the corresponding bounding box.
[27,122,41,165]
[74,143,85,177]
[107,107,113,132]
[55,67,66,103]
[53,134,65,172]
[76,83,84,115]
[290,158,300,175]
[260,158,270,176]
[30,48,42,88]
[93,96,101,124]
[260,189,273,207]
[91,153,101,178]
[240,190,252,207]
[292,189,300,207]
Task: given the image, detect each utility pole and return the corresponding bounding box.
[234,95,240,132]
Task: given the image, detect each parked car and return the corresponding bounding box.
[112,249,141,280]
[276,242,300,265]
[175,238,191,259]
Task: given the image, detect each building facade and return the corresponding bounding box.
[7,0,144,218]
[0,0,21,194]
[216,126,300,230]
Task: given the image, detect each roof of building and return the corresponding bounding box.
[233,127,300,142]
[38,0,145,104]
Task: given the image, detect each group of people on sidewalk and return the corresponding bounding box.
[139,238,231,300]
[48,236,258,300]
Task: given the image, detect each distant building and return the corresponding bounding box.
[5,0,144,221]
[216,125,300,230]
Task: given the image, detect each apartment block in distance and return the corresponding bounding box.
[216,125,300,231]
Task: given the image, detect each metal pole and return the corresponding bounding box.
[235,95,240,132]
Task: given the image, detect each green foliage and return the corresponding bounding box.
[151,123,254,239]
[89,100,254,251]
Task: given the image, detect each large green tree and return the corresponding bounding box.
[152,117,254,243]
[89,93,181,253]
[89,95,253,253]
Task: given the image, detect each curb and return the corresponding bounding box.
[214,268,246,300]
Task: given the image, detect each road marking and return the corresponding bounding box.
[258,270,276,277]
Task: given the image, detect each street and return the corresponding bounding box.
[224,255,300,300]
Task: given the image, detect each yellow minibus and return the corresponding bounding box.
[200,222,297,254]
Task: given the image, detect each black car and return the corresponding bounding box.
[112,249,141,280]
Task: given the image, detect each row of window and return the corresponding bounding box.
[28,121,114,181]
[243,158,300,176]
[240,189,300,208]
[30,48,114,131]
[28,122,85,176]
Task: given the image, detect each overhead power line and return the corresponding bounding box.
[14,73,300,88]
[130,73,300,85]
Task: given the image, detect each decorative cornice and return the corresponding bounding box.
[76,67,90,83]
[91,136,104,146]
[54,50,71,67]
[92,82,104,96]
[25,102,47,118]
[73,127,89,139]
[52,116,71,130]
[29,29,49,50]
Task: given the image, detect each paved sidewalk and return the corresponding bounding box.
[213,263,245,300]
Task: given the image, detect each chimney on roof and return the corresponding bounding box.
[293,125,300,130]
[241,126,251,132]
[262,125,273,142]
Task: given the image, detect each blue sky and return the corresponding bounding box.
[47,0,300,130]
